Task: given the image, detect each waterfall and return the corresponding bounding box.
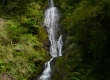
[48,0,54,6]
[38,0,63,80]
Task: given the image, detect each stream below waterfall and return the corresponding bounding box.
[38,0,63,80]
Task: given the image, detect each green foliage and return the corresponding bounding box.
[0,0,48,80]
[0,19,46,80]
[53,0,110,80]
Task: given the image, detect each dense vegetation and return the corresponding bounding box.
[0,0,48,80]
[0,0,110,80]
[53,0,110,80]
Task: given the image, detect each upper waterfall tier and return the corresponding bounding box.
[48,0,54,7]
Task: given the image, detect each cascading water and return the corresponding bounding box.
[38,0,63,80]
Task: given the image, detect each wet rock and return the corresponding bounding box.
[43,38,50,51]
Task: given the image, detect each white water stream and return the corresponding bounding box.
[38,0,63,80]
